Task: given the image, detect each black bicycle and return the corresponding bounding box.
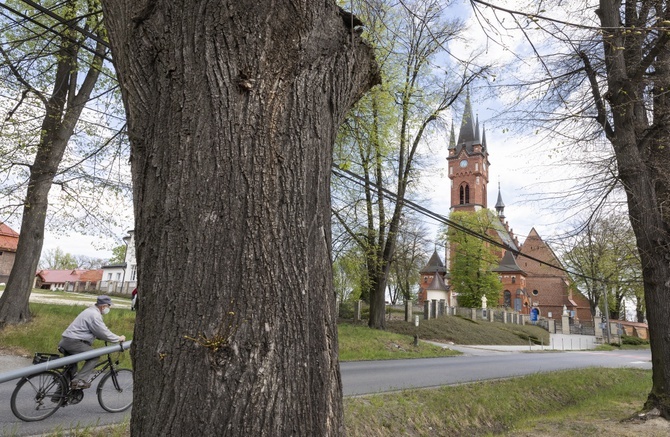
[10,344,133,422]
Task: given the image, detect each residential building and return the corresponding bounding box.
[100,230,136,294]
[0,222,19,284]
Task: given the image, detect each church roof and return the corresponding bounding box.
[420,249,446,274]
[457,95,477,146]
[488,210,519,252]
[518,228,567,277]
[493,250,524,273]
[451,91,488,158]
[425,269,449,291]
[495,184,505,213]
[448,122,456,149]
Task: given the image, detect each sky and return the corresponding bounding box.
[25,0,597,263]
[412,0,593,251]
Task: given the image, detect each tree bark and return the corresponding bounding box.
[597,0,670,418]
[101,1,378,434]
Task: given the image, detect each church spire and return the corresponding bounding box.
[495,182,505,218]
[457,91,476,145]
[448,122,456,150]
[481,124,488,151]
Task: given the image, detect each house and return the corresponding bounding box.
[439,95,593,324]
[34,269,102,291]
[418,250,451,305]
[0,222,19,284]
[100,230,137,294]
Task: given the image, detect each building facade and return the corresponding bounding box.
[0,222,19,284]
[441,96,592,323]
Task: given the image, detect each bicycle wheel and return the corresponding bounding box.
[11,370,66,422]
[97,368,133,413]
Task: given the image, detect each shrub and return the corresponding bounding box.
[621,335,649,346]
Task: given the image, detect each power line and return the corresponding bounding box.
[0,1,112,63]
[331,164,625,285]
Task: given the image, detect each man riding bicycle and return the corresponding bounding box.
[58,295,126,389]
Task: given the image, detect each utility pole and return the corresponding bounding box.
[602,283,611,344]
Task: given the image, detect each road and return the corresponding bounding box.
[0,347,651,436]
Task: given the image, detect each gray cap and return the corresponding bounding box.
[96,295,113,306]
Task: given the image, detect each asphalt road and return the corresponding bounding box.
[340,347,652,395]
[0,347,652,436]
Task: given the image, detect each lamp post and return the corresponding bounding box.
[602,284,611,344]
[119,234,130,294]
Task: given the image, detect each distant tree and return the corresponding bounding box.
[388,220,430,304]
[39,247,78,270]
[74,255,105,270]
[560,214,643,320]
[0,0,125,327]
[107,244,127,265]
[447,210,502,308]
[332,0,486,329]
[468,0,670,416]
[333,246,366,304]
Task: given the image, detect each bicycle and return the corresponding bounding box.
[10,343,133,422]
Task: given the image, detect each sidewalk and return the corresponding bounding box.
[426,333,598,356]
[0,353,31,375]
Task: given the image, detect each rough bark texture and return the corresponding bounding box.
[596,0,670,418]
[100,1,378,435]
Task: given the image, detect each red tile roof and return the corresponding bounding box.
[36,269,101,284]
[0,223,19,251]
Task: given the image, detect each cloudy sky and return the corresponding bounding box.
[36,0,600,261]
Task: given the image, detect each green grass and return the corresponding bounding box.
[0,302,135,367]
[71,368,653,437]
[3,297,655,436]
[344,367,652,436]
[385,315,550,346]
[338,322,459,361]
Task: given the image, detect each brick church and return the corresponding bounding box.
[418,98,592,323]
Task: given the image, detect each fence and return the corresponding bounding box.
[340,300,532,327]
[0,341,131,384]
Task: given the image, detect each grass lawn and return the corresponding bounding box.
[0,302,135,367]
[0,295,662,436]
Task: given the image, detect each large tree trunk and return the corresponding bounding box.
[597,0,670,418]
[101,1,378,434]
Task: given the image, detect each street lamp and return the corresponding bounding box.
[602,283,611,344]
[119,234,130,294]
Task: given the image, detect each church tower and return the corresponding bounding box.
[447,95,490,211]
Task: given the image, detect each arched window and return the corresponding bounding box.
[459,183,470,204]
[504,290,511,307]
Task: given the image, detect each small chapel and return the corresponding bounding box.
[418,98,593,323]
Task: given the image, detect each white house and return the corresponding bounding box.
[100,230,137,294]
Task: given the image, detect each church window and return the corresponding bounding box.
[532,289,539,296]
[475,163,479,171]
[459,184,470,204]
[504,291,511,307]
[511,276,516,284]
[476,176,480,185]
[449,166,453,175]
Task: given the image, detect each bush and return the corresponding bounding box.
[621,335,649,346]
